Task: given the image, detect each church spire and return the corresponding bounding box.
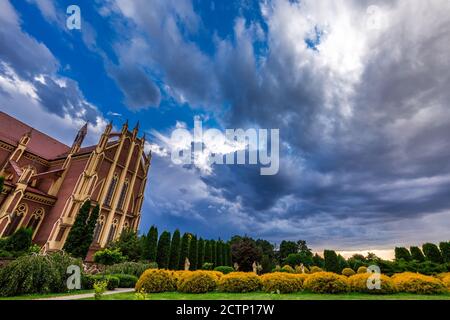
[71,122,88,153]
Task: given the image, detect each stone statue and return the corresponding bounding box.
[233,262,239,271]
[252,261,257,273]
[300,263,305,274]
[184,257,190,271]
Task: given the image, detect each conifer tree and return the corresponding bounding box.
[156,231,171,269]
[178,232,190,270]
[188,235,198,270]
[422,243,443,263]
[143,226,158,261]
[212,240,217,266]
[80,204,99,256]
[197,238,205,269]
[222,242,229,266]
[439,242,450,263]
[323,250,340,273]
[168,229,181,270]
[216,241,223,266]
[204,240,212,263]
[63,200,92,259]
[410,246,425,262]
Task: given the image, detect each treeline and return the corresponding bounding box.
[110,226,232,270]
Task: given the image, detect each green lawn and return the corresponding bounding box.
[84,291,450,300]
[0,290,94,300]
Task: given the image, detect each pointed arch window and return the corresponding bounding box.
[104,174,118,206]
[93,215,105,243]
[3,203,27,236]
[106,218,118,244]
[117,180,129,211]
[26,207,45,235]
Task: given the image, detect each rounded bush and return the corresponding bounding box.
[218,272,262,293]
[309,266,323,273]
[105,262,156,277]
[135,269,176,293]
[260,272,305,293]
[214,266,234,274]
[178,271,218,293]
[442,275,450,291]
[348,273,396,294]
[82,275,120,290]
[304,272,349,294]
[392,272,446,294]
[342,268,356,277]
[357,266,368,274]
[111,274,138,288]
[280,265,295,273]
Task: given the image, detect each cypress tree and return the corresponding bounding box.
[63,200,92,259]
[222,242,229,266]
[422,243,443,263]
[204,240,212,263]
[395,247,411,261]
[168,229,181,270]
[439,242,450,263]
[212,240,217,266]
[323,250,340,273]
[227,243,233,266]
[188,235,198,270]
[216,241,223,266]
[179,232,190,270]
[156,231,171,269]
[143,226,158,261]
[410,246,425,262]
[80,204,99,256]
[197,238,205,269]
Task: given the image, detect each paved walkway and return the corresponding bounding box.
[36,288,134,300]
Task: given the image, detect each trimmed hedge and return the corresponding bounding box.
[304,272,349,293]
[178,271,217,293]
[357,266,368,274]
[260,272,305,293]
[348,273,396,294]
[218,272,262,293]
[214,266,234,274]
[110,274,138,288]
[82,275,120,290]
[391,272,446,294]
[105,262,157,277]
[135,269,176,293]
[280,265,295,273]
[309,266,323,273]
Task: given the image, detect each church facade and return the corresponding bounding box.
[0,111,151,260]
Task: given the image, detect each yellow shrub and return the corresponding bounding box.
[392,272,446,294]
[177,271,218,293]
[357,266,367,274]
[260,272,305,293]
[135,269,176,293]
[218,272,262,293]
[303,272,349,293]
[341,268,356,277]
[442,275,450,291]
[348,273,396,294]
[435,272,450,280]
[309,266,323,273]
[281,265,295,273]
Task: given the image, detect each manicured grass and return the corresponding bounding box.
[85,291,450,300]
[0,290,94,300]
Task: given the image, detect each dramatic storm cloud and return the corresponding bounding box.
[1,0,449,253]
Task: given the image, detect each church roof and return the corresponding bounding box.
[0,111,70,160]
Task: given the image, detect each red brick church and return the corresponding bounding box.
[0,111,151,260]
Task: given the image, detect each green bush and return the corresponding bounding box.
[0,228,33,257]
[0,252,81,297]
[93,248,126,265]
[82,275,120,290]
[280,265,295,273]
[309,266,323,273]
[135,269,176,293]
[177,271,217,293]
[303,272,349,294]
[341,268,356,277]
[202,262,214,270]
[214,266,234,274]
[105,261,156,277]
[357,266,368,274]
[218,272,262,293]
[110,274,138,288]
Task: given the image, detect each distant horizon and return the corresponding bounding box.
[1,0,449,249]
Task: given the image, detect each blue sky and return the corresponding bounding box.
[1,0,450,256]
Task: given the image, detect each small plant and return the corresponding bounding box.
[134,289,149,300]
[93,280,108,300]
[214,266,234,274]
[202,262,214,270]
